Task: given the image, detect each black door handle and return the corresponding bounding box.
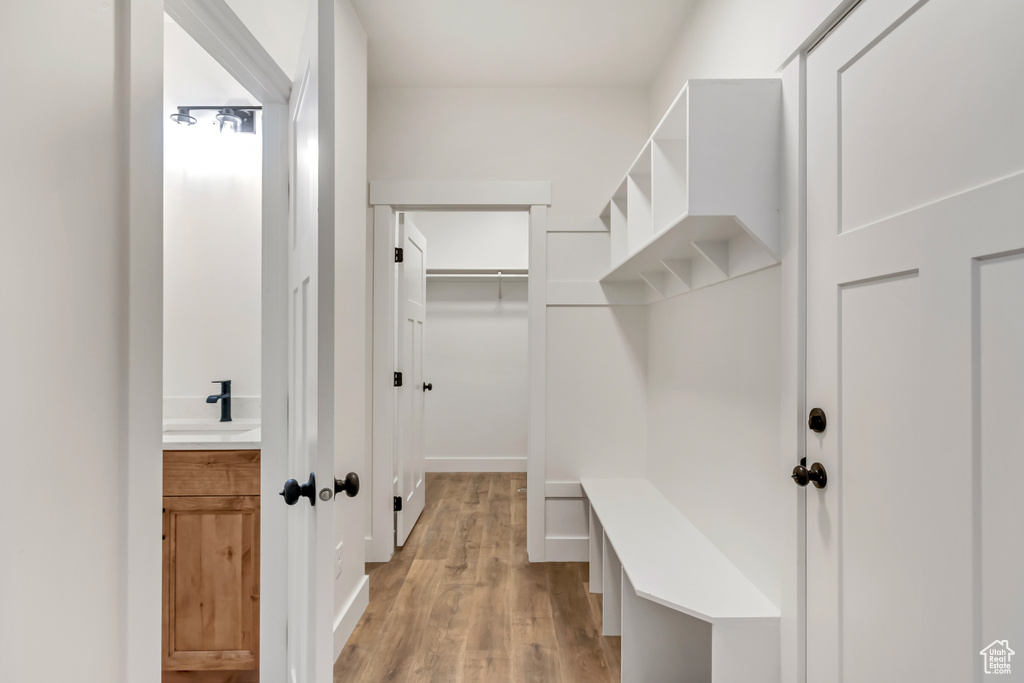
[280,472,316,505]
[423,382,433,392]
[791,462,827,489]
[334,472,360,497]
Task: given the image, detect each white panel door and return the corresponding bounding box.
[805,1,1024,681]
[283,6,334,682]
[395,214,427,546]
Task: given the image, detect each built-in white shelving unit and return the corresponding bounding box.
[600,79,782,303]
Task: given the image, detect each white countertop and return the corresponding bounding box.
[162,419,261,450]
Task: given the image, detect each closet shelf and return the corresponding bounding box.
[598,79,782,304]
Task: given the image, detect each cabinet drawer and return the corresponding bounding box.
[164,450,260,497]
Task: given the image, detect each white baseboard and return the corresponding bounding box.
[333,575,370,660]
[425,456,527,473]
[365,536,394,564]
[544,536,589,562]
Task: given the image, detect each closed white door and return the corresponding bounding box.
[395,214,427,546]
[805,1,1024,681]
[283,6,335,682]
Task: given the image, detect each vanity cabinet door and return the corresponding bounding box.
[163,495,260,678]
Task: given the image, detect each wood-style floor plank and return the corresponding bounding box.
[334,473,620,682]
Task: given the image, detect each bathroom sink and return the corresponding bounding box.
[164,427,255,437]
[162,420,261,445]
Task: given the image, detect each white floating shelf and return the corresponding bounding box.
[599,79,782,304]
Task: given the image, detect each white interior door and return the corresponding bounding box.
[395,214,427,546]
[283,6,334,682]
[805,1,1024,681]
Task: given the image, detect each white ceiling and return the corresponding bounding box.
[350,0,697,87]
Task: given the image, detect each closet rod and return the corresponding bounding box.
[425,268,528,276]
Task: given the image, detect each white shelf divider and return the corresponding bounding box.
[598,79,782,304]
[608,188,628,267]
[625,159,653,254]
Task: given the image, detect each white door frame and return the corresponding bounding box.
[131,0,292,678]
[367,181,551,563]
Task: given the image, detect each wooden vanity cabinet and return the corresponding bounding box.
[162,450,260,683]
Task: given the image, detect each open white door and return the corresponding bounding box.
[804,1,1024,681]
[395,213,427,546]
[281,3,334,681]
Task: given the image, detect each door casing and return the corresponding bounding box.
[368,182,551,563]
[142,0,293,678]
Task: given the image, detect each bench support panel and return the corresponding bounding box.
[622,571,712,683]
[589,506,603,594]
[601,534,622,636]
[712,619,781,683]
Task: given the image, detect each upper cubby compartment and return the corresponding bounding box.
[600,79,782,303]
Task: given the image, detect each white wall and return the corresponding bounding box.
[368,86,651,559]
[0,0,160,681]
[413,211,530,472]
[369,87,649,217]
[646,267,782,604]
[644,3,847,682]
[649,0,851,128]
[412,211,529,270]
[163,17,262,417]
[424,281,529,471]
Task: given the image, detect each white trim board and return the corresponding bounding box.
[425,457,527,473]
[545,537,590,562]
[164,0,290,104]
[125,0,164,680]
[369,181,551,207]
[332,576,370,660]
[546,216,609,233]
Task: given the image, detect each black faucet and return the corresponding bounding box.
[206,380,232,422]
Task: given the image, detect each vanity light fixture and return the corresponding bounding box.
[215,108,243,133]
[169,105,261,133]
[169,107,197,126]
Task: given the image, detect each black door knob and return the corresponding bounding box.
[280,472,317,506]
[808,408,827,433]
[423,382,433,392]
[791,462,827,489]
[334,472,360,497]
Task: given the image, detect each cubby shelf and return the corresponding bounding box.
[598,79,782,304]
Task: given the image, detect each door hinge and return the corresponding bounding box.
[393,371,403,387]
[394,247,404,263]
[394,495,403,512]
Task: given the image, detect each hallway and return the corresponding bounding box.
[334,473,620,682]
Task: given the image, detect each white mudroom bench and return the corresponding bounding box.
[582,478,780,683]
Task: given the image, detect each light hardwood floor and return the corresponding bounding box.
[334,472,620,682]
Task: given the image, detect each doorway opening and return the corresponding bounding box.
[367,186,551,566]
[160,13,264,681]
[415,210,531,478]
